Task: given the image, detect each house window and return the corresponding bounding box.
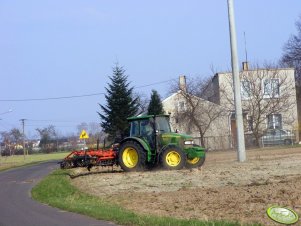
[241,80,251,99]
[247,115,253,132]
[177,101,186,111]
[263,79,280,98]
[267,114,282,129]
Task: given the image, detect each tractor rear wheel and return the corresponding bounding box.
[160,146,186,170]
[185,155,206,169]
[118,141,146,172]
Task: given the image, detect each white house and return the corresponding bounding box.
[163,65,299,149]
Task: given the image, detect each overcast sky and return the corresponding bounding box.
[1,0,301,138]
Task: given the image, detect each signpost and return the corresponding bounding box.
[79,130,89,150]
[79,130,89,139]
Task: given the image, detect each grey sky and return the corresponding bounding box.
[0,0,300,137]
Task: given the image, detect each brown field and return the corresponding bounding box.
[70,147,301,225]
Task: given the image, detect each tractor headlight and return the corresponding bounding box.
[184,140,194,145]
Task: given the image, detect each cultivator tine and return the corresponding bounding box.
[60,148,118,170]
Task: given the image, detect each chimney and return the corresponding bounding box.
[242,62,249,71]
[179,75,187,92]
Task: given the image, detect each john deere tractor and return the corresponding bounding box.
[118,114,206,171]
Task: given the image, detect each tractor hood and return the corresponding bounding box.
[161,132,192,140]
[160,132,193,147]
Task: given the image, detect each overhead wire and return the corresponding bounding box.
[0,92,105,102]
[26,124,76,128]
[0,78,175,132]
[26,119,78,123]
[0,79,175,102]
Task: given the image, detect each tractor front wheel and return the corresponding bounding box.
[185,155,206,169]
[118,141,146,172]
[160,146,186,170]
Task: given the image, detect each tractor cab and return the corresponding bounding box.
[128,115,171,149]
[118,114,206,172]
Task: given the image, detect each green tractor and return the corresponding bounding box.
[118,114,206,171]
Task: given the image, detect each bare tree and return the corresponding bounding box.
[281,15,301,81]
[88,122,100,135]
[134,91,149,114]
[88,122,105,148]
[0,131,12,155]
[77,122,88,135]
[10,128,23,145]
[280,16,301,134]
[0,128,24,155]
[220,64,297,146]
[36,125,57,152]
[170,76,227,147]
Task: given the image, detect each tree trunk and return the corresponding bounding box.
[253,133,261,147]
[200,134,206,147]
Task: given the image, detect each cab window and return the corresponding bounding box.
[130,121,139,137]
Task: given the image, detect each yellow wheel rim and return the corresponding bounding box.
[187,157,200,165]
[166,151,181,167]
[122,147,138,168]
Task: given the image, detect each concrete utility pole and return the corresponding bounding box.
[227,0,246,162]
[0,119,2,156]
[20,119,26,159]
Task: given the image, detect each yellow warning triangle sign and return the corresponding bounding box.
[79,130,89,139]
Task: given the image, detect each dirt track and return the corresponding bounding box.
[70,147,301,225]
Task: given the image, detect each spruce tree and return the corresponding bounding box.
[98,65,138,142]
[147,89,164,115]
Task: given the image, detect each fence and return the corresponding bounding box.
[193,135,232,151]
[260,129,296,148]
[193,129,298,151]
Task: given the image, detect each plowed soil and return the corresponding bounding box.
[70,147,301,225]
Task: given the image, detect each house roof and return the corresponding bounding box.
[162,90,223,108]
[162,91,181,103]
[215,67,295,76]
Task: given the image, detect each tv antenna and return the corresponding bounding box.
[244,31,248,63]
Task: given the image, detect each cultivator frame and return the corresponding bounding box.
[59,148,118,171]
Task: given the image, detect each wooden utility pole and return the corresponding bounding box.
[20,119,26,159]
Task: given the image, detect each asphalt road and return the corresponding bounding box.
[0,161,117,226]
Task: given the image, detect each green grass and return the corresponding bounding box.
[32,169,263,226]
[0,152,68,171]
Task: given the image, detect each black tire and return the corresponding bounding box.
[185,155,206,169]
[74,157,86,167]
[160,146,186,170]
[60,160,72,169]
[118,141,146,172]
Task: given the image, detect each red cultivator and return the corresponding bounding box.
[59,148,118,171]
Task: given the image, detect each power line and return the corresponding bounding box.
[135,79,175,88]
[0,92,105,102]
[0,79,174,102]
[26,125,76,128]
[26,119,78,123]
